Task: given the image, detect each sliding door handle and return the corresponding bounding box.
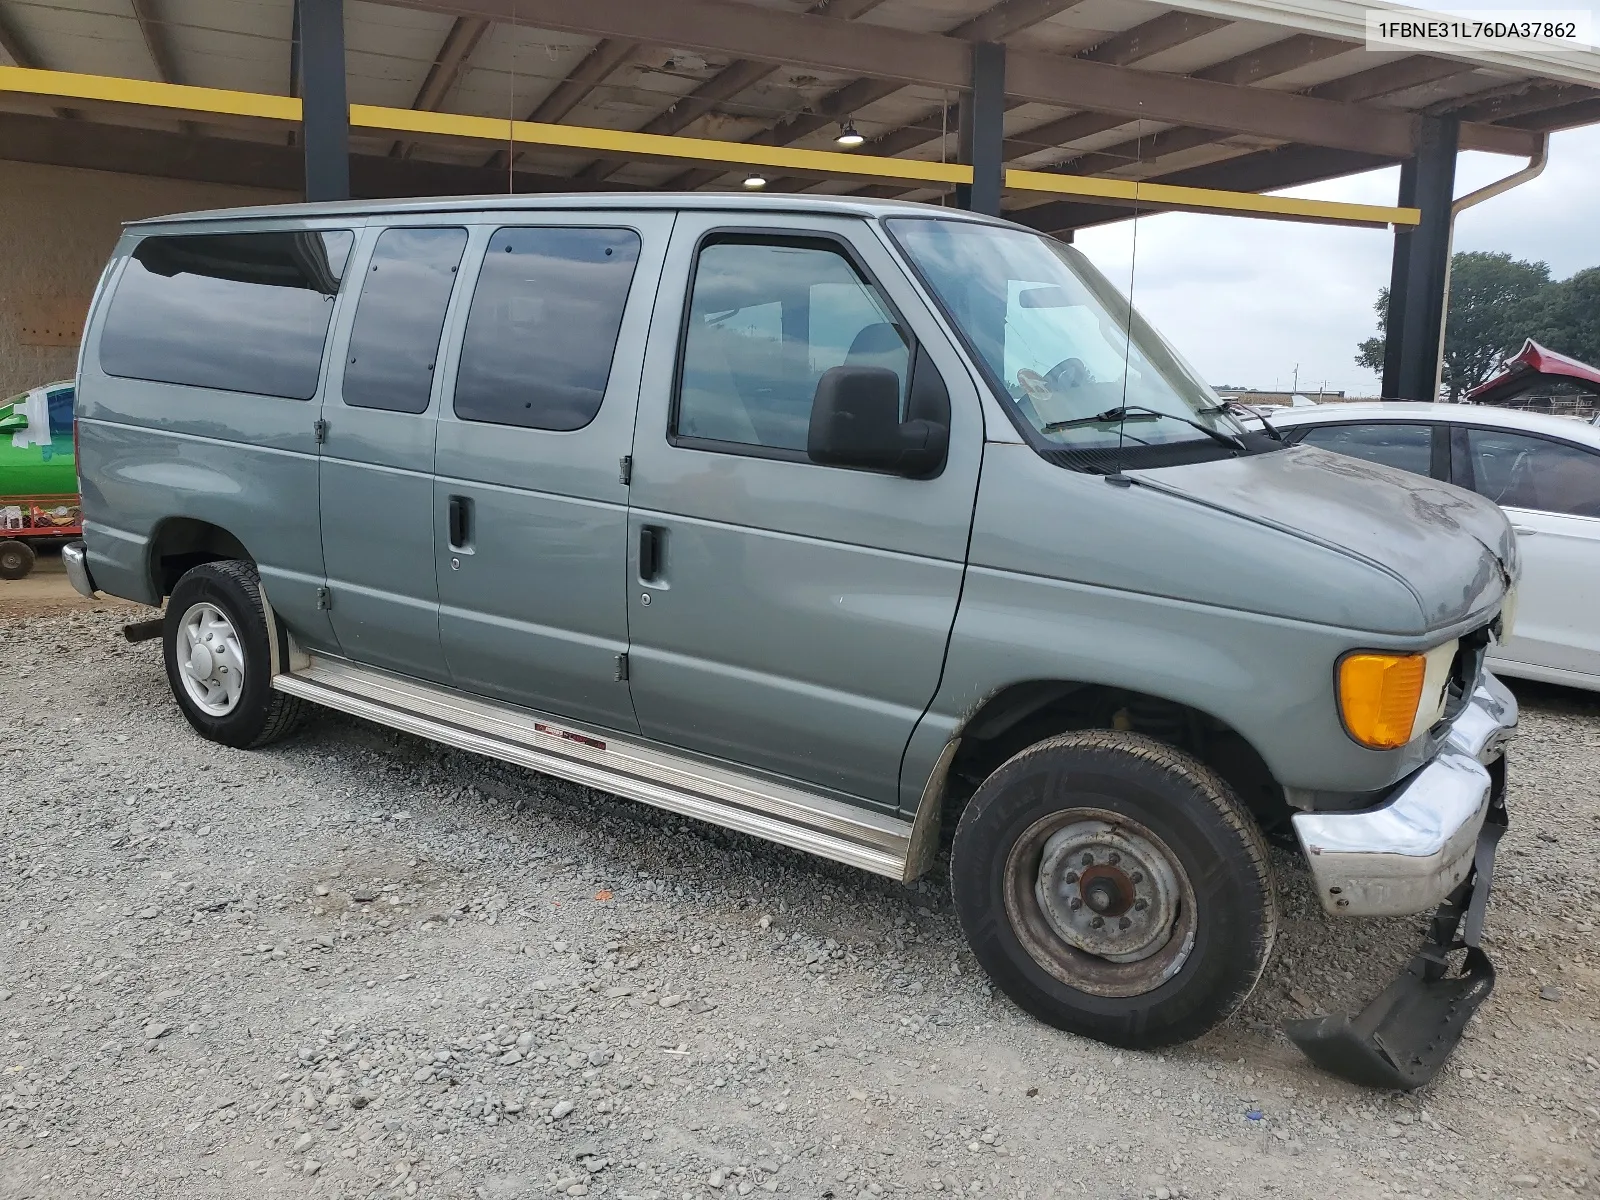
[448,495,473,551]
[639,525,665,583]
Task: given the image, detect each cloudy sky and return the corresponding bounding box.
[1073,12,1599,398]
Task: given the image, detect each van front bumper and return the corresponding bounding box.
[1292,673,1517,918]
[61,539,97,598]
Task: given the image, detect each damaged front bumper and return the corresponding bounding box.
[1292,673,1517,918]
[1284,672,1517,1090]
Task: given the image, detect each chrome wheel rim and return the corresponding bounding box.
[1003,807,1196,998]
[176,601,245,716]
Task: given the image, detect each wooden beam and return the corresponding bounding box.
[1313,55,1471,104]
[1447,83,1598,124]
[0,108,635,197]
[1502,95,1600,132]
[391,15,489,156]
[1192,33,1352,87]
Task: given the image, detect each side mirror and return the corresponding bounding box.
[807,365,948,477]
[0,411,26,434]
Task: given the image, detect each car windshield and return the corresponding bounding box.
[887,219,1243,451]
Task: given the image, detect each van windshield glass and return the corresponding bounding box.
[887,219,1242,451]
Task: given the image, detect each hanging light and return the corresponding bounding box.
[835,120,865,148]
[742,171,768,189]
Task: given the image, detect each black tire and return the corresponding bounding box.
[951,730,1276,1050]
[162,559,308,749]
[0,539,35,580]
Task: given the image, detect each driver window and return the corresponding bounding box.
[1464,427,1600,517]
[675,238,909,454]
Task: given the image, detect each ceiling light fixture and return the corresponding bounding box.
[835,121,865,148]
[742,171,768,189]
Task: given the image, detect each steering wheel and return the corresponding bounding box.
[1044,357,1092,390]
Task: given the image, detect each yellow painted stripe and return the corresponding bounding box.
[1005,168,1421,227]
[0,66,1421,227]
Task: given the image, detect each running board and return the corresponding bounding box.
[272,656,918,880]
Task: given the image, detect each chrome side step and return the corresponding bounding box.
[272,655,917,880]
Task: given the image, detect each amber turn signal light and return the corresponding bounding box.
[1338,652,1427,750]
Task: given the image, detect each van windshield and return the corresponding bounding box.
[887,219,1244,452]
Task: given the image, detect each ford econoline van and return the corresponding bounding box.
[64,195,1518,1088]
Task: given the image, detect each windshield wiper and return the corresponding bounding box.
[1202,400,1283,443]
[1042,405,1246,450]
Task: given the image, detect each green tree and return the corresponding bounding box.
[1356,251,1552,399]
[1525,266,1600,366]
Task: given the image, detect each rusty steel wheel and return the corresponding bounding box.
[1003,808,1197,998]
[951,729,1277,1050]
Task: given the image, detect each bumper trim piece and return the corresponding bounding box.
[1286,797,1505,1090]
[61,539,96,598]
[1291,676,1517,918]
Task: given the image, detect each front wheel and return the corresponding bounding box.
[162,560,308,749]
[950,730,1277,1049]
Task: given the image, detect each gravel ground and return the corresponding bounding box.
[1,607,1596,1200]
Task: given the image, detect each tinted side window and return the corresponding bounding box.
[1297,422,1433,476]
[343,227,468,414]
[454,227,641,431]
[1464,427,1600,517]
[675,239,909,453]
[100,230,353,400]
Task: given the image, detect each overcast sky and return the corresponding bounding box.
[1073,17,1599,397]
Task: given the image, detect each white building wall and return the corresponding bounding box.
[0,160,292,397]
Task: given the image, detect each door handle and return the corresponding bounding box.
[448,495,473,551]
[639,525,665,583]
[1510,525,1537,536]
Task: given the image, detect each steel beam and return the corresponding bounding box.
[577,0,888,185]
[377,0,1538,158]
[1008,145,1398,233]
[0,108,633,197]
[298,0,350,201]
[957,42,1004,215]
[391,15,489,157]
[1390,117,1458,401]
[1380,159,1418,399]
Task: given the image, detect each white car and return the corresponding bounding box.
[1262,402,1600,691]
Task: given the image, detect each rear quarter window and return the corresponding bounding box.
[98,229,354,400]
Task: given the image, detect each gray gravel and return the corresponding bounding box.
[1,606,1596,1200]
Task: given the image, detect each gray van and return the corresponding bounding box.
[65,195,1518,1088]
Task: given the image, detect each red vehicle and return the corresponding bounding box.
[0,379,81,580]
[1468,339,1600,417]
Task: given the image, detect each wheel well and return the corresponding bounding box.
[148,519,252,599]
[945,681,1292,841]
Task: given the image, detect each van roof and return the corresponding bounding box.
[125,191,1016,229]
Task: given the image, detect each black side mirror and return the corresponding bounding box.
[807,365,948,476]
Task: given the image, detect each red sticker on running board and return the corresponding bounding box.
[535,722,606,751]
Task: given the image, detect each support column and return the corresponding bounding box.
[298,0,350,202]
[1383,116,1457,401]
[956,41,1005,216]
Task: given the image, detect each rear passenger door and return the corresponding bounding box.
[320,220,469,682]
[433,214,672,733]
[623,214,984,807]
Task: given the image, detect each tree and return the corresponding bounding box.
[1525,266,1600,366]
[1356,251,1552,399]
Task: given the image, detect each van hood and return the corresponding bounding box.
[1129,444,1515,632]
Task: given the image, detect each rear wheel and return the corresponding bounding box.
[162,560,307,749]
[950,730,1276,1049]
[0,539,35,580]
